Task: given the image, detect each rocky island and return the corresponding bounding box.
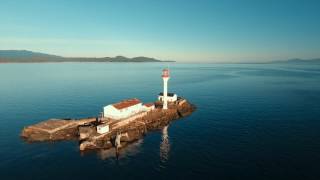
[21,68,195,152]
[21,98,195,151]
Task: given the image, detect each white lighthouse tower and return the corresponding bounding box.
[162,68,170,109]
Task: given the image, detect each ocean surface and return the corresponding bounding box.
[0,63,320,180]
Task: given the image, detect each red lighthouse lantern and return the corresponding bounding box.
[162,69,169,78]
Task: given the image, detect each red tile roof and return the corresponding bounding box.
[144,103,154,107]
[112,98,141,110]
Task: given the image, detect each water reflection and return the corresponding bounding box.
[160,125,170,163]
[82,125,170,161]
[97,139,144,160]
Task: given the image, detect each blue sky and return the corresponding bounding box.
[0,0,319,62]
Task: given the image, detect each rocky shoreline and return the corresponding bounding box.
[21,99,195,151]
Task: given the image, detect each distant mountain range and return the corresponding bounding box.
[0,50,173,63]
[1,50,319,64]
[270,58,320,64]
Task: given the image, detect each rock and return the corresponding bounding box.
[80,139,113,151]
[79,125,96,140]
[177,100,196,117]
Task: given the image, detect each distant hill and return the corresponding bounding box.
[270,58,320,64]
[0,50,173,63]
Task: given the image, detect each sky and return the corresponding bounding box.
[0,0,319,62]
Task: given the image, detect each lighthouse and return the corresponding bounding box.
[162,68,170,109]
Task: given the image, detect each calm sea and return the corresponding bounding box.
[0,63,319,180]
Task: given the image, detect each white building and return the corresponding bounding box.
[103,98,143,120]
[158,92,178,102]
[143,103,155,112]
[97,123,109,134]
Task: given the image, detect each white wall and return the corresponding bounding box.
[104,103,143,120]
[111,111,148,129]
[97,124,109,134]
[143,105,155,112]
[158,94,178,102]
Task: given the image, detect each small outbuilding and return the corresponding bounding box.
[97,123,109,134]
[158,92,178,102]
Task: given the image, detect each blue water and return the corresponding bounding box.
[0,63,320,180]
